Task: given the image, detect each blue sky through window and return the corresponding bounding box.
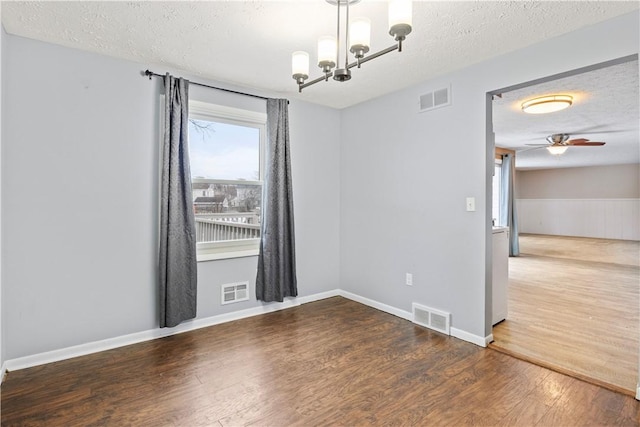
[189,118,260,181]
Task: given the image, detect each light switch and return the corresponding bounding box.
[466,197,476,212]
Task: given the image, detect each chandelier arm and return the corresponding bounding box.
[298,43,401,92]
[345,44,399,69]
[299,72,335,92]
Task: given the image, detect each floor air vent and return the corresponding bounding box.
[221,282,249,305]
[412,303,451,335]
[419,86,451,113]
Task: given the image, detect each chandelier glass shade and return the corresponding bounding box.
[292,0,413,92]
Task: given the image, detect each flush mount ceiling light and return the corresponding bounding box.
[292,0,412,92]
[521,95,573,114]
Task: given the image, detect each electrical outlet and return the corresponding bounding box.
[406,273,413,286]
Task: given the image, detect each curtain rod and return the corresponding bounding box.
[144,69,287,103]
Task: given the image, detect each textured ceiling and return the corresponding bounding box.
[2,1,638,109]
[2,1,638,169]
[493,59,639,170]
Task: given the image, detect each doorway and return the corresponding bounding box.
[486,55,640,396]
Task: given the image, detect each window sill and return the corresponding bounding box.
[197,249,259,262]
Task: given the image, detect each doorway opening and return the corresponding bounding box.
[486,54,639,396]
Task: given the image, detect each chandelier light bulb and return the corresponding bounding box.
[291,51,310,83]
[317,36,337,72]
[350,17,371,59]
[388,0,412,40]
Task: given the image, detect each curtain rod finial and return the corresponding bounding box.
[144,69,153,80]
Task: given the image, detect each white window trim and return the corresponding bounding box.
[189,101,266,262]
[197,239,260,261]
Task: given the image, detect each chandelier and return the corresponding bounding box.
[292,0,413,92]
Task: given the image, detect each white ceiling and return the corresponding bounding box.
[2,1,639,169]
[493,59,640,170]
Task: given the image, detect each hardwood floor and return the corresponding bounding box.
[2,297,639,426]
[491,234,640,396]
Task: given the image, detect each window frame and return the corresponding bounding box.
[188,100,267,262]
[492,158,503,227]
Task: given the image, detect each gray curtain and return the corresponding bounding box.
[256,98,298,302]
[159,73,198,327]
[500,153,520,256]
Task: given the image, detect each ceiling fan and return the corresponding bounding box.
[525,133,606,155]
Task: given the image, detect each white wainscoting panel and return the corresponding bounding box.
[516,199,640,241]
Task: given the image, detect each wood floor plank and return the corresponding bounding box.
[492,233,639,395]
[2,296,638,426]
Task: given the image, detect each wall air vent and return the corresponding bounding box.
[221,282,249,305]
[412,303,451,335]
[419,85,451,113]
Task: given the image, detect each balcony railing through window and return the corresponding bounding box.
[194,213,261,243]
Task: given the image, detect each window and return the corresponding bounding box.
[492,159,502,226]
[188,101,266,261]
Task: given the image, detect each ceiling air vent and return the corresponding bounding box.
[221,282,249,305]
[412,303,451,335]
[419,85,451,113]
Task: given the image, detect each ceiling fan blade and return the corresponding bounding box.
[567,138,606,146]
[517,146,544,153]
[570,142,606,146]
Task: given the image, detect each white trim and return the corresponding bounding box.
[193,178,262,186]
[3,290,339,373]
[189,100,266,125]
[3,289,493,374]
[339,291,489,348]
[1,362,7,384]
[338,290,413,321]
[450,327,491,348]
[297,289,340,304]
[485,333,494,346]
[198,249,259,262]
[636,384,640,401]
[197,239,260,262]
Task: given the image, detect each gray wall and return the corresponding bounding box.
[2,11,639,361]
[339,12,639,338]
[2,34,340,359]
[516,164,640,199]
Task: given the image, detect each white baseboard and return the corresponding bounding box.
[636,384,640,401]
[297,289,340,304]
[338,290,413,321]
[339,291,487,348]
[485,334,494,346]
[2,288,489,376]
[450,327,491,348]
[3,289,340,374]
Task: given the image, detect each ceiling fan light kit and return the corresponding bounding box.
[521,95,573,114]
[546,145,569,155]
[292,0,412,92]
